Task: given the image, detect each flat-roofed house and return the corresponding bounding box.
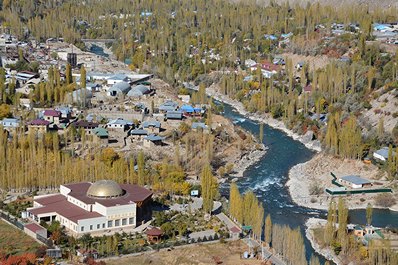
[338,175,372,189]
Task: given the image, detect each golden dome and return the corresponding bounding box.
[87,180,124,198]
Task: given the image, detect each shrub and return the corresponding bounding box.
[309,182,323,195]
[375,194,396,208]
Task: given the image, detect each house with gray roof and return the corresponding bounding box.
[143,134,164,148]
[108,82,131,97]
[191,122,209,132]
[166,111,183,120]
[338,175,372,189]
[373,147,395,162]
[159,101,178,113]
[129,129,148,141]
[106,74,129,85]
[127,85,152,98]
[106,118,132,131]
[1,118,20,130]
[142,120,161,133]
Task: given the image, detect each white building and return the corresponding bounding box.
[27,180,152,237]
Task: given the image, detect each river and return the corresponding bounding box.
[218,102,398,264]
[87,45,398,263]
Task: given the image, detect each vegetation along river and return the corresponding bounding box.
[218,101,398,262]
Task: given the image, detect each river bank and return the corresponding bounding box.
[287,153,398,212]
[305,218,342,265]
[230,147,268,179]
[206,84,322,152]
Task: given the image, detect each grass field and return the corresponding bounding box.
[0,220,41,255]
[106,241,265,265]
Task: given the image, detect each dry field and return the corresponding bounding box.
[106,241,265,265]
[0,220,41,256]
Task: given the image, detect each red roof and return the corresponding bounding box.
[63,182,153,207]
[230,226,241,233]
[28,119,50,126]
[43,110,61,117]
[260,60,281,72]
[25,223,46,233]
[146,227,163,236]
[29,194,103,223]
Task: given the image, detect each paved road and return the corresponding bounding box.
[216,212,238,230]
[244,238,286,265]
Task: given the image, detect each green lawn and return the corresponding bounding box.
[0,220,41,255]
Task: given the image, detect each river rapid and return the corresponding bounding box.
[219,102,398,264]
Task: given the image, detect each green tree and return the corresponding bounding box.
[366,203,373,225]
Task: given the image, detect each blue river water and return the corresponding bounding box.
[219,102,398,264]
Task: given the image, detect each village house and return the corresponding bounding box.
[106,73,129,85]
[166,110,183,121]
[73,120,99,135]
[159,101,178,113]
[1,118,20,131]
[129,129,148,142]
[27,119,50,133]
[142,121,161,134]
[93,127,109,144]
[106,118,132,131]
[338,175,372,189]
[143,134,164,148]
[192,122,209,133]
[373,147,395,162]
[43,109,61,124]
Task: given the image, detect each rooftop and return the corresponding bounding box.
[340,175,371,185]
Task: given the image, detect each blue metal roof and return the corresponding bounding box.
[181,104,195,113]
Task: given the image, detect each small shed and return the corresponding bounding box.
[146,227,163,243]
[338,175,372,189]
[229,226,241,240]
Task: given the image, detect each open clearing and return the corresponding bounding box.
[106,241,265,265]
[0,220,41,255]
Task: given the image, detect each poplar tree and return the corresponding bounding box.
[200,163,218,214]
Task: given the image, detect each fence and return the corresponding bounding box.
[37,234,53,248]
[0,211,24,230]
